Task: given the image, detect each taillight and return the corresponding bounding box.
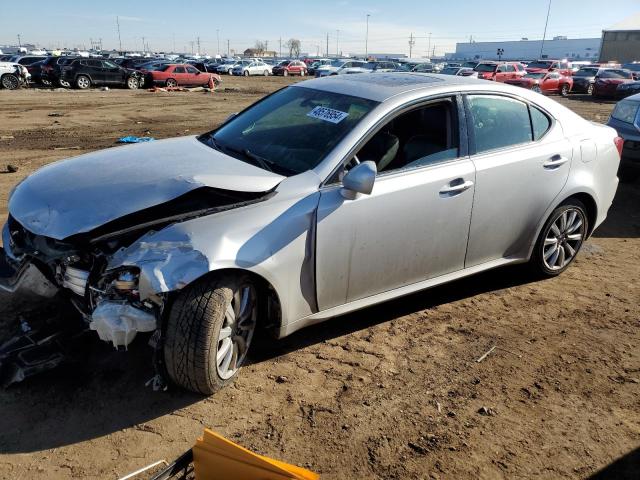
[614,136,624,157]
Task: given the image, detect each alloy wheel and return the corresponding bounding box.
[216,284,257,380]
[542,208,586,271]
[1,74,19,90]
[77,76,90,89]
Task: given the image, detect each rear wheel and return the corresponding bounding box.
[165,78,178,88]
[560,84,569,97]
[1,74,19,90]
[283,70,289,77]
[76,75,91,89]
[164,274,258,394]
[529,200,588,277]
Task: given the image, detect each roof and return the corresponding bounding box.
[606,13,640,31]
[292,72,485,102]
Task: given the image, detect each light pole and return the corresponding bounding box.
[336,29,339,56]
[540,0,552,58]
[216,29,220,57]
[427,32,432,59]
[365,14,370,59]
[17,34,21,49]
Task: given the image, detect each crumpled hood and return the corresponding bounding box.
[9,136,284,240]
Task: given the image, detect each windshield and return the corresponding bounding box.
[528,61,553,69]
[475,63,497,72]
[462,62,477,68]
[600,69,633,79]
[574,68,599,77]
[200,87,378,176]
[611,101,639,123]
[440,67,459,75]
[363,63,377,70]
[524,73,545,79]
[330,59,346,67]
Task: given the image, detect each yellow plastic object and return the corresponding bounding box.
[193,429,320,480]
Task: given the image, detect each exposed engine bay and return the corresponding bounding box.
[0,186,273,384]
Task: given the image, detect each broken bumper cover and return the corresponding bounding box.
[0,247,58,298]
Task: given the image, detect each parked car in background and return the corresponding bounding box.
[440,66,478,77]
[363,61,399,73]
[307,59,332,75]
[38,56,77,87]
[525,59,572,76]
[412,63,436,73]
[607,93,640,179]
[314,59,367,76]
[462,61,481,69]
[0,62,30,89]
[272,60,307,76]
[9,55,47,67]
[216,60,239,74]
[621,62,640,79]
[0,54,14,62]
[232,60,273,76]
[187,61,221,73]
[60,58,144,89]
[592,69,634,98]
[505,71,573,96]
[571,66,602,94]
[0,74,621,394]
[474,62,526,82]
[146,63,220,87]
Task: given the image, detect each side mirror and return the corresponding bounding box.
[341,161,376,200]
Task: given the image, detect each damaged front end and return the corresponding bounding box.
[0,186,273,385]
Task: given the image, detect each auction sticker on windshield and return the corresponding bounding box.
[307,106,349,124]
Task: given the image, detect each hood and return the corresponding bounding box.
[9,136,284,240]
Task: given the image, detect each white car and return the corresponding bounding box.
[216,61,238,74]
[232,60,273,76]
[315,59,368,77]
[0,62,30,89]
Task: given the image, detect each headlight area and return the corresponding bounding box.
[87,268,163,349]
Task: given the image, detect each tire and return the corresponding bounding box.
[164,273,258,394]
[243,70,249,77]
[76,75,91,89]
[126,76,139,90]
[283,70,289,77]
[560,84,569,97]
[529,199,588,277]
[59,79,71,88]
[227,68,232,75]
[1,74,19,90]
[300,70,305,77]
[531,85,542,93]
[587,84,594,95]
[165,78,178,88]
[263,70,269,76]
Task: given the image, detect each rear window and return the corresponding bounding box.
[475,63,497,72]
[611,101,639,124]
[574,68,599,77]
[600,69,633,79]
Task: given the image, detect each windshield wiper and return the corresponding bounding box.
[216,143,274,172]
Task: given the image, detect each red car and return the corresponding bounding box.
[592,69,634,98]
[525,59,572,76]
[473,62,526,82]
[147,64,221,87]
[272,60,308,76]
[504,71,573,96]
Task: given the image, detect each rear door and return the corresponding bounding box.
[172,65,187,84]
[464,94,572,266]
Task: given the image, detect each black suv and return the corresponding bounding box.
[36,56,78,86]
[60,58,143,89]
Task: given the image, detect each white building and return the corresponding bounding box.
[447,37,600,61]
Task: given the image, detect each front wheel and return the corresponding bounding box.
[283,70,289,77]
[126,76,139,89]
[560,84,569,97]
[165,78,178,87]
[243,70,249,76]
[59,78,71,88]
[300,70,305,77]
[587,84,594,95]
[1,74,19,90]
[164,274,258,394]
[263,70,269,76]
[529,200,588,277]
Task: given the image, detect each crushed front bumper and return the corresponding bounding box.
[0,247,58,298]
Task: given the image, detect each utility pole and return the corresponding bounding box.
[197,36,201,55]
[427,32,432,59]
[17,34,21,49]
[540,0,552,58]
[326,33,329,57]
[265,40,268,53]
[172,33,176,53]
[142,36,146,53]
[227,39,230,57]
[409,33,415,58]
[336,30,339,56]
[216,29,220,56]
[279,37,282,58]
[190,41,195,54]
[116,17,122,52]
[365,14,370,58]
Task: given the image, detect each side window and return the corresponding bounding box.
[174,66,185,73]
[505,64,514,72]
[102,60,118,69]
[530,106,551,140]
[468,95,532,153]
[186,66,199,74]
[355,99,459,175]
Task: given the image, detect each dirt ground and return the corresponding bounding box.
[0,77,638,480]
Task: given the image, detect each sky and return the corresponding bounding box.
[1,0,639,56]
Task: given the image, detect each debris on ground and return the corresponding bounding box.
[477,406,497,416]
[5,164,17,173]
[48,112,64,117]
[117,136,155,143]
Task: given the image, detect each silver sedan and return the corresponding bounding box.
[1,74,621,393]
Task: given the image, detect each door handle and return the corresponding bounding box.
[543,155,569,169]
[439,179,474,196]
